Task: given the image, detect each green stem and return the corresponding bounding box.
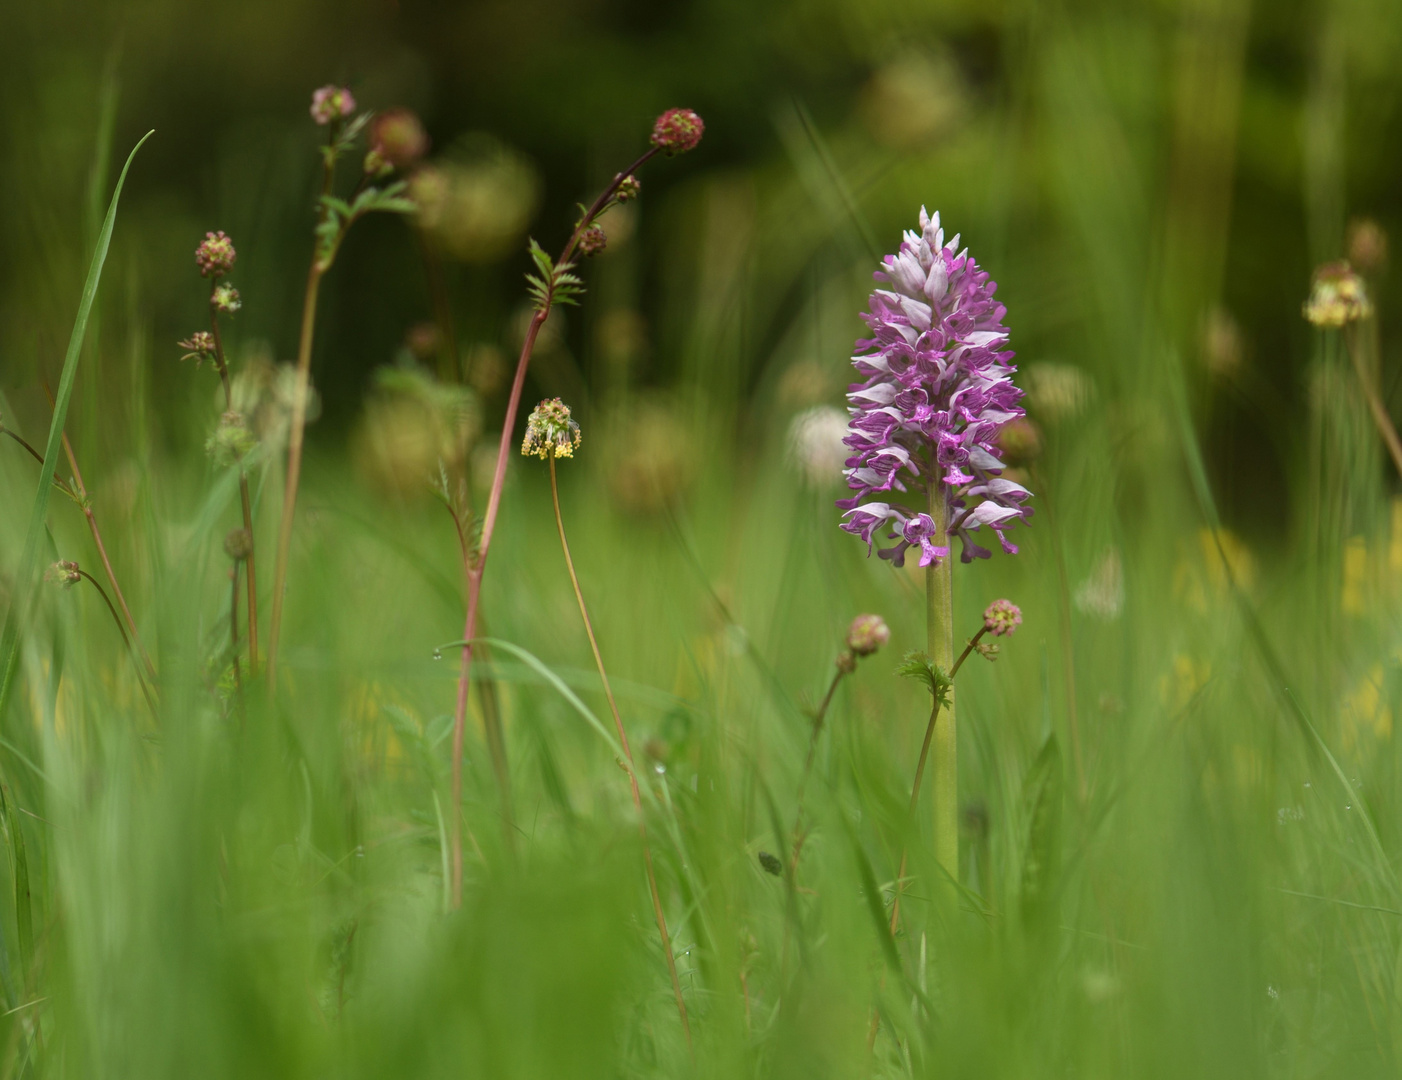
[927,485,956,883]
[209,291,260,676]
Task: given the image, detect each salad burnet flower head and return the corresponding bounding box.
[522,398,582,460]
[838,208,1032,567]
[310,85,356,126]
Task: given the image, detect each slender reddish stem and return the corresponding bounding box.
[267,135,341,689]
[266,263,323,689]
[548,453,691,1047]
[59,430,155,682]
[1345,321,1402,477]
[448,146,662,906]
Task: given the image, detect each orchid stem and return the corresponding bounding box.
[927,487,956,885]
[548,451,691,1049]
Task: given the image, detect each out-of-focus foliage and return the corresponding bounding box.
[2,0,1402,1077]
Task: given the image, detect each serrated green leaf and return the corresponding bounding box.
[896,651,951,706]
[321,194,353,217]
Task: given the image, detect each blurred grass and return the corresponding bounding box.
[3,0,1402,1076]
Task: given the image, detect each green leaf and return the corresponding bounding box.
[0,785,33,997]
[1019,733,1063,926]
[527,238,554,279]
[896,651,951,706]
[0,130,153,725]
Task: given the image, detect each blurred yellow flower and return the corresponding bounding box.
[1341,663,1392,751]
[1342,535,1369,617]
[1174,528,1255,612]
[1160,653,1211,710]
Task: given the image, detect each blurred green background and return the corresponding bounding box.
[2,0,1402,1077]
[0,0,1398,538]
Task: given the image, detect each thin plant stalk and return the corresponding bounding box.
[58,429,155,683]
[266,128,341,688]
[1344,321,1402,478]
[75,568,157,716]
[448,147,658,905]
[436,494,516,854]
[2,429,73,494]
[229,559,244,699]
[927,486,956,882]
[868,625,985,1051]
[889,628,986,939]
[547,450,691,1048]
[788,666,846,871]
[208,302,259,675]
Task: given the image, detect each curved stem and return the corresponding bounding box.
[1345,321,1402,478]
[887,626,985,939]
[267,138,340,690]
[58,429,155,682]
[2,429,77,500]
[549,452,691,1048]
[788,665,847,870]
[448,145,664,906]
[77,569,157,716]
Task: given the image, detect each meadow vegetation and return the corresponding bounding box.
[2,1,1402,1076]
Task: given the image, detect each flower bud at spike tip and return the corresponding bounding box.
[650,108,704,155]
[846,614,890,657]
[615,175,641,202]
[579,225,607,257]
[45,561,81,588]
[522,398,582,460]
[212,283,241,315]
[1304,261,1372,328]
[370,108,430,168]
[310,85,356,126]
[983,599,1022,637]
[196,231,236,278]
[224,528,253,561]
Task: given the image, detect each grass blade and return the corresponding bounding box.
[0,130,153,725]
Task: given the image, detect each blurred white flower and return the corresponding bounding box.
[1025,363,1093,423]
[788,405,850,488]
[1075,548,1124,620]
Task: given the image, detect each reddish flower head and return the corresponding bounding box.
[370,108,430,168]
[846,614,890,657]
[983,599,1022,637]
[579,225,608,257]
[650,108,705,155]
[310,85,356,126]
[195,231,236,278]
